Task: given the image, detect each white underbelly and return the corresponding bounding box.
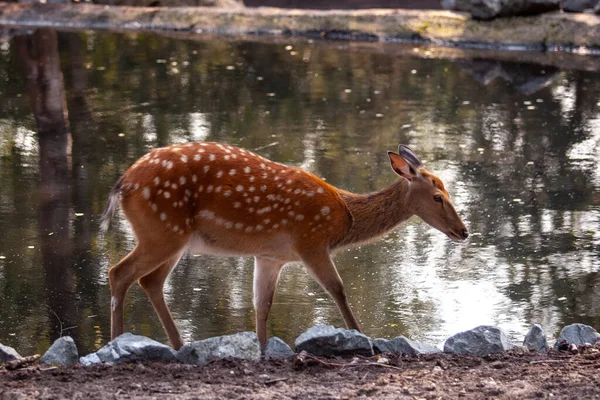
[186,232,298,261]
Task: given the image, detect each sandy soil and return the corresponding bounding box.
[1,344,600,399]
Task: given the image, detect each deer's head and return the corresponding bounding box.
[388,145,468,241]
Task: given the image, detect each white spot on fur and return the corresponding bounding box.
[180,176,186,185]
[199,210,215,219]
[321,206,330,215]
[164,191,171,198]
[160,212,167,221]
[142,187,150,199]
[244,166,251,174]
[236,185,244,192]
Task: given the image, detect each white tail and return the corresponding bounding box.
[104,142,467,349]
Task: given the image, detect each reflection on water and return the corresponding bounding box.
[0,29,599,355]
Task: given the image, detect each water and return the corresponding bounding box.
[0,29,599,355]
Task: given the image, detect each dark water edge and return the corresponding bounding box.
[0,28,599,356]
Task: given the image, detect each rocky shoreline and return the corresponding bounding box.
[0,3,600,53]
[2,323,599,368]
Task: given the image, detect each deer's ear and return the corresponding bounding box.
[398,145,422,168]
[388,152,417,181]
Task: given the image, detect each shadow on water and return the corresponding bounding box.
[0,28,599,354]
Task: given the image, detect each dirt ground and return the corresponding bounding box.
[1,345,600,400]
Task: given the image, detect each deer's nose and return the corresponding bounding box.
[461,229,469,239]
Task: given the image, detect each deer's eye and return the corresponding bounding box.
[434,194,443,203]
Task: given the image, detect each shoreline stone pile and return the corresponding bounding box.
[442,0,600,18]
[1,323,599,367]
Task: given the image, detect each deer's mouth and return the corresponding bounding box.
[447,230,466,241]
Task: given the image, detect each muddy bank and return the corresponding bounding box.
[0,3,600,53]
[2,347,600,399]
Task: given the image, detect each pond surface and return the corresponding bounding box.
[0,29,599,355]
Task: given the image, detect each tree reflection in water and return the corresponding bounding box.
[0,29,598,355]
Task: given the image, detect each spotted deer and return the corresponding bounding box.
[101,142,468,349]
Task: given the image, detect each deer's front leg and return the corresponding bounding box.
[301,250,361,332]
[253,256,285,347]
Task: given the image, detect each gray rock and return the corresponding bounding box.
[294,325,374,357]
[40,336,79,366]
[79,352,102,366]
[444,326,514,356]
[263,337,294,360]
[80,333,177,365]
[553,323,600,350]
[595,1,600,12]
[562,0,599,12]
[0,343,21,363]
[373,336,440,356]
[441,0,473,11]
[523,324,549,353]
[471,0,560,20]
[177,332,261,366]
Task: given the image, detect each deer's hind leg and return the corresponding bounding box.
[139,252,185,350]
[109,234,190,342]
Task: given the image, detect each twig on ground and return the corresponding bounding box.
[294,351,405,371]
[264,377,289,385]
[529,359,565,365]
[5,354,41,370]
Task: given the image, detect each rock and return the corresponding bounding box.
[595,1,600,12]
[0,343,21,363]
[40,336,79,366]
[94,0,244,7]
[444,326,514,356]
[263,337,294,360]
[373,336,440,356]
[79,352,102,366]
[177,332,261,366]
[80,333,177,366]
[441,0,473,11]
[523,324,549,353]
[471,0,560,20]
[562,0,599,12]
[294,325,374,357]
[553,323,600,351]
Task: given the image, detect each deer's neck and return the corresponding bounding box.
[336,179,413,249]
